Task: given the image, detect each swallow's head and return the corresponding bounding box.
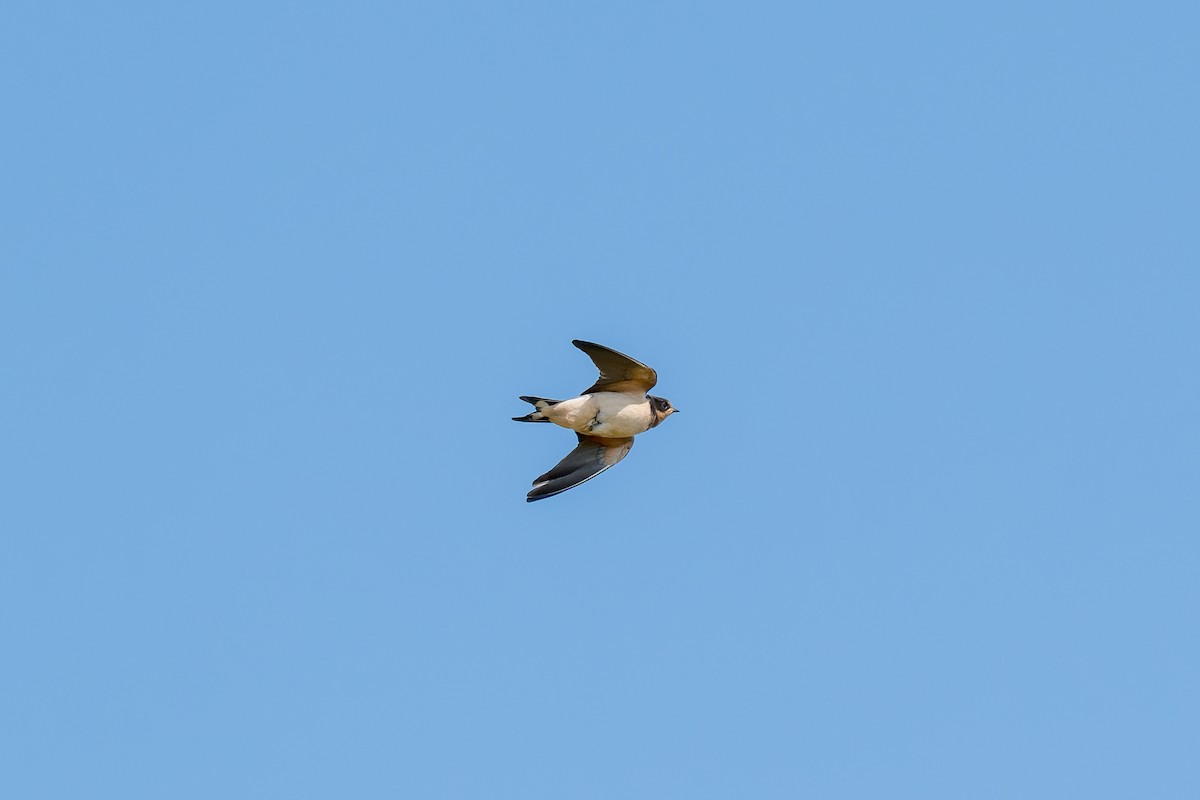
[648,395,679,427]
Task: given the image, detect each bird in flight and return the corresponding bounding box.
[513,340,678,502]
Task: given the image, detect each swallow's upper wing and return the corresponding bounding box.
[527,433,634,502]
[573,340,657,394]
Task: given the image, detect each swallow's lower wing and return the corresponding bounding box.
[573,340,657,394]
[527,433,635,502]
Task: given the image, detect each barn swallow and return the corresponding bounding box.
[513,339,678,502]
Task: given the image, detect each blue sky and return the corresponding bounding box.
[3,2,1198,798]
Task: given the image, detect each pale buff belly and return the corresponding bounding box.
[545,393,652,438]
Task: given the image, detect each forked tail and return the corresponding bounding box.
[512,395,560,423]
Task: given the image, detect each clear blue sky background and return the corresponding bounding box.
[3,2,1198,798]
